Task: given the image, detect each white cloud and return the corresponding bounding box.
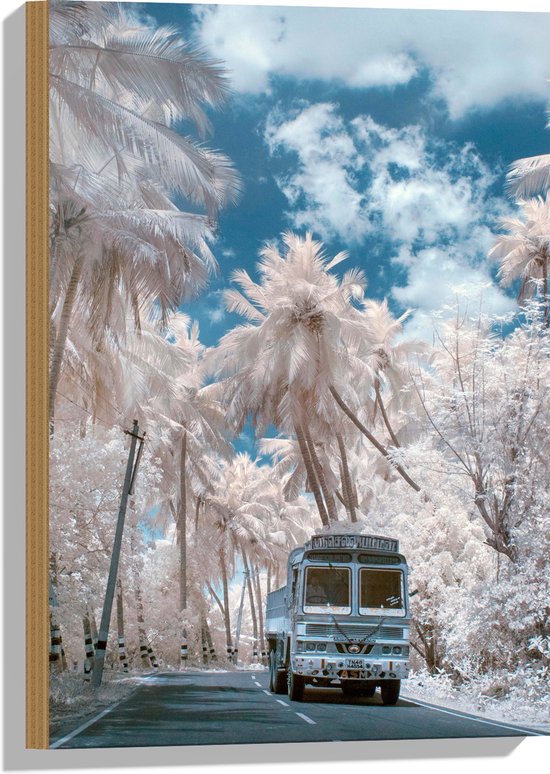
[266,103,371,242]
[263,101,516,331]
[265,106,509,245]
[391,246,516,339]
[203,289,227,325]
[192,5,550,118]
[207,306,226,325]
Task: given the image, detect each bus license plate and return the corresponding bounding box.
[345,659,363,669]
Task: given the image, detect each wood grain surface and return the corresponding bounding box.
[26,0,49,749]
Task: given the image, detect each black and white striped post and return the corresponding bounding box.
[147,644,159,669]
[138,637,150,666]
[83,612,95,680]
[49,615,62,668]
[204,618,217,661]
[118,637,129,672]
[115,581,129,672]
[180,628,188,666]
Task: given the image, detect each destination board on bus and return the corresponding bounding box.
[309,534,399,552]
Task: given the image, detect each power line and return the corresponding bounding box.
[55,390,118,431]
[59,365,126,422]
[53,394,150,454]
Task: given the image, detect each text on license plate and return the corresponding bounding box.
[345,659,363,669]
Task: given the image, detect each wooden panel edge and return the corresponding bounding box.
[26,0,49,749]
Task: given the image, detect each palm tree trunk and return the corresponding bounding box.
[89,606,99,652]
[266,563,272,596]
[329,385,421,493]
[204,616,217,661]
[294,422,330,527]
[303,424,338,522]
[194,495,201,531]
[336,433,357,522]
[49,554,66,672]
[200,614,209,664]
[252,561,266,663]
[82,611,95,680]
[133,576,151,668]
[116,579,129,673]
[178,432,188,666]
[374,379,401,447]
[178,432,188,610]
[48,250,84,431]
[130,533,154,669]
[219,548,233,661]
[543,254,549,328]
[49,613,64,672]
[241,547,258,662]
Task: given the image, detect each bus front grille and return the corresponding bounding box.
[305,623,404,641]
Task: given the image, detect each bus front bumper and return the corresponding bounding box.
[291,655,409,681]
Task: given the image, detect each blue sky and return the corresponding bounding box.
[141,1,549,350]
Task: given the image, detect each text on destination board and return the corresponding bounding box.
[310,534,399,552]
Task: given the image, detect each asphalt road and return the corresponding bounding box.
[51,669,541,749]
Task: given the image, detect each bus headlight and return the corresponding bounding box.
[297,642,328,653]
[392,646,402,655]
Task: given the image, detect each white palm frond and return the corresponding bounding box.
[506,154,550,200]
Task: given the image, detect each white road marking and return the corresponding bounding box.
[277,699,290,707]
[402,695,542,736]
[253,681,262,687]
[262,689,271,695]
[295,712,316,725]
[50,699,125,749]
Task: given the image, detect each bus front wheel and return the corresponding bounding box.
[288,669,305,701]
[380,680,401,705]
[269,651,287,694]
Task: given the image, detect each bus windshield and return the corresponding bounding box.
[304,566,351,614]
[360,568,405,616]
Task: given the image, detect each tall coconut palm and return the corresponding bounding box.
[208,232,422,522]
[489,195,550,326]
[48,1,240,427]
[130,315,233,665]
[208,232,367,525]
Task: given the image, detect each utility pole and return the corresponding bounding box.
[92,420,144,688]
[233,570,248,665]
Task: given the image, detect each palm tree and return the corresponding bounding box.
[489,195,550,326]
[208,232,367,525]
[48,1,240,427]
[208,232,422,524]
[131,315,233,665]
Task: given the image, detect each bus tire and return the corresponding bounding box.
[269,651,287,694]
[288,669,305,701]
[380,680,400,705]
[268,651,276,692]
